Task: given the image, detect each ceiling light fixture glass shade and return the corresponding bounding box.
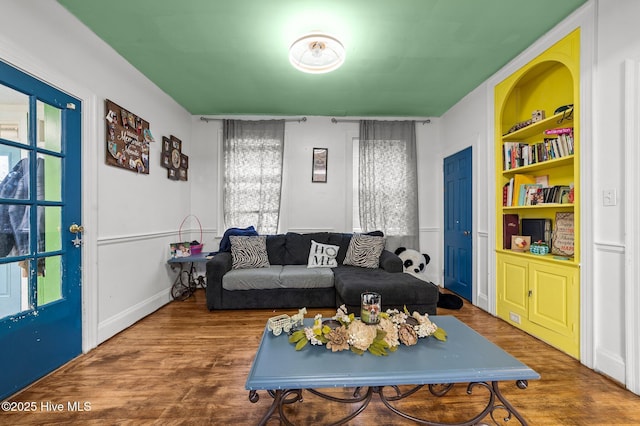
[289,33,345,74]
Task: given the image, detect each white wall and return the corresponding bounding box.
[0,1,193,347]
[591,0,640,386]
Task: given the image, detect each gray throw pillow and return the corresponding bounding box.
[230,235,270,269]
[343,234,385,268]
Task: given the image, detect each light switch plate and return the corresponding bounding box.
[603,189,617,206]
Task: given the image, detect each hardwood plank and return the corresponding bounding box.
[2,289,639,425]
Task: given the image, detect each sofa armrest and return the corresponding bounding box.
[379,249,403,273]
[205,252,232,309]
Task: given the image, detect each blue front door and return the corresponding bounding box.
[0,60,82,400]
[443,147,473,301]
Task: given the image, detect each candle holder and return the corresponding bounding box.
[360,292,381,324]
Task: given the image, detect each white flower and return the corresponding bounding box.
[304,327,315,340]
[334,305,351,324]
[411,312,438,337]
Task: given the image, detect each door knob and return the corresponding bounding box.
[463,231,471,236]
[69,223,84,234]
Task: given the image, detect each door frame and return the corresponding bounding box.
[0,44,99,356]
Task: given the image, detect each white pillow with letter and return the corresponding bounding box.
[307,240,340,268]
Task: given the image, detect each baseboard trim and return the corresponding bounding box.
[97,289,171,344]
[595,347,626,385]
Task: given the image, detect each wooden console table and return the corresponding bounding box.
[246,315,539,425]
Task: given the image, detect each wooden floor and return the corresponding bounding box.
[2,289,640,425]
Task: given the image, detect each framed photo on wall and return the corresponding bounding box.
[312,147,328,183]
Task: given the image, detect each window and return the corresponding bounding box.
[222,120,285,234]
[355,120,419,250]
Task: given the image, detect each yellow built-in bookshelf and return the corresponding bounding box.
[494,29,580,358]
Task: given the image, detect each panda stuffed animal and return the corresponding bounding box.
[394,247,463,310]
[394,247,430,279]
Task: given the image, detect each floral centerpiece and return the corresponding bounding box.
[288,305,447,356]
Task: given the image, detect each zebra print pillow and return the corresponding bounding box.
[230,235,270,269]
[343,234,386,268]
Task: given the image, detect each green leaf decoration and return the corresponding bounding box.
[322,325,331,335]
[403,305,410,315]
[351,347,365,355]
[433,327,448,342]
[295,338,309,351]
[289,330,306,343]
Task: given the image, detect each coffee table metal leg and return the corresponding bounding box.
[250,389,303,426]
[250,381,529,426]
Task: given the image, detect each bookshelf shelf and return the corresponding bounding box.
[502,203,574,211]
[502,155,574,176]
[501,110,571,141]
[495,249,579,266]
[494,29,580,359]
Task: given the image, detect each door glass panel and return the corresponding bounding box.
[41,206,61,253]
[37,255,61,306]
[0,147,30,199]
[38,153,61,202]
[0,260,31,319]
[0,85,29,146]
[0,204,30,257]
[37,101,61,153]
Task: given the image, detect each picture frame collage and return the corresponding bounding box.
[161,135,189,181]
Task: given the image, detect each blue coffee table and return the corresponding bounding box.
[246,315,539,425]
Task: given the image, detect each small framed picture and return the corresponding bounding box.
[168,168,178,180]
[179,168,188,181]
[171,135,182,151]
[181,154,189,168]
[162,136,171,153]
[312,147,328,183]
[161,152,170,167]
[511,235,531,252]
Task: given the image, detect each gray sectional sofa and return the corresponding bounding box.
[205,231,440,315]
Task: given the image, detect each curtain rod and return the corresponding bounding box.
[331,118,431,125]
[200,116,307,123]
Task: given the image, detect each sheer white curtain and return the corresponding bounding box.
[358,120,419,251]
[223,119,285,234]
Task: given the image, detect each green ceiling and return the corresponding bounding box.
[57,0,586,117]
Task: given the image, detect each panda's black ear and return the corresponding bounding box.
[422,254,431,265]
[395,247,407,255]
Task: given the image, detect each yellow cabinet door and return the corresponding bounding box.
[496,254,528,323]
[528,262,579,338]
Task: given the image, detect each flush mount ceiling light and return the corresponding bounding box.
[288,33,345,74]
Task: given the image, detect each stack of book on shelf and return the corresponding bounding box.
[502,127,574,171]
[503,173,573,207]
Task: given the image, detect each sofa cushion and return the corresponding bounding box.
[283,232,343,265]
[332,266,438,306]
[280,265,334,288]
[223,265,283,290]
[343,234,386,268]
[230,235,270,269]
[222,265,334,290]
[266,234,287,265]
[307,240,340,268]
